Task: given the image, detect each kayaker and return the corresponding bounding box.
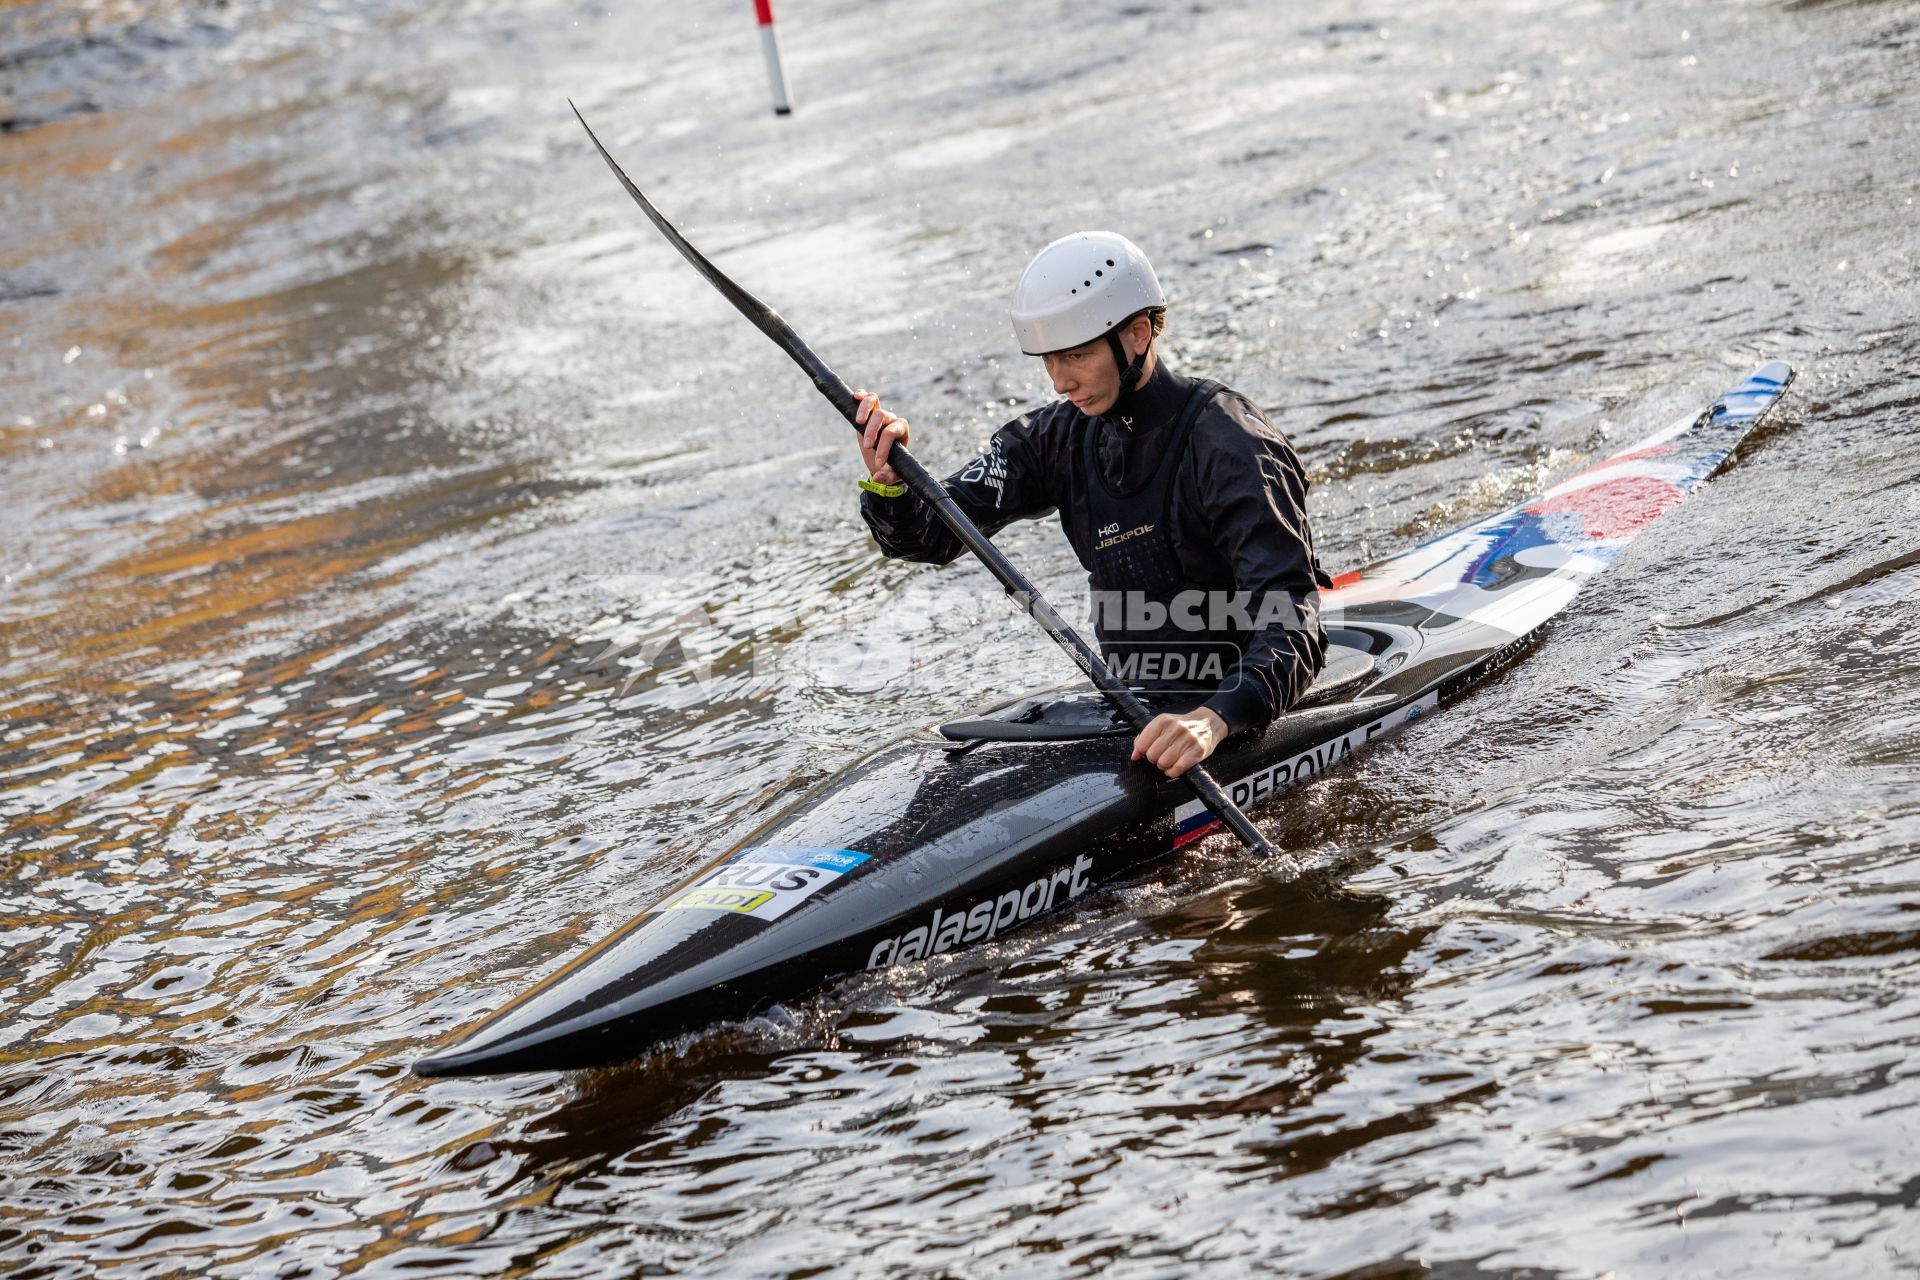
[853,231,1328,780]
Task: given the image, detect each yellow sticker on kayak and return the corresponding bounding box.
[664,886,776,914]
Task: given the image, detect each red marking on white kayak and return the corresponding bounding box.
[1527,474,1684,541]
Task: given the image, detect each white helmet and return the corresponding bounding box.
[1008,231,1164,356]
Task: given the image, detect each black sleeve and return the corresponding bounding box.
[859,409,1064,565]
[1192,394,1329,733]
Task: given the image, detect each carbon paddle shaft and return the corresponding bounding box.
[570,103,1281,861]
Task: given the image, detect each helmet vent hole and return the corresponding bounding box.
[1095,269,1103,277]
[1106,259,1115,266]
[1083,280,1091,287]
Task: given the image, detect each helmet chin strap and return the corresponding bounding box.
[1105,326,1153,399]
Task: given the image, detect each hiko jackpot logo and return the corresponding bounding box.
[1094,522,1154,551]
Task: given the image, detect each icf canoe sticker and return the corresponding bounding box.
[660,846,869,921]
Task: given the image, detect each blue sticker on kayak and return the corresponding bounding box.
[747,846,869,873]
[661,846,870,921]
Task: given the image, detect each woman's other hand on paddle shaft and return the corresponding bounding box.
[1132,708,1227,779]
[855,389,910,486]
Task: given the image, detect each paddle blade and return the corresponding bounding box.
[566,100,859,422]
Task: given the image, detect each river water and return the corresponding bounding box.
[4,0,1918,1274]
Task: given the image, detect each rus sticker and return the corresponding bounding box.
[660,846,870,922]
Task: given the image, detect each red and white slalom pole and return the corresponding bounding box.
[754,0,793,116]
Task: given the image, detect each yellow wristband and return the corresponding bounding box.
[858,475,907,498]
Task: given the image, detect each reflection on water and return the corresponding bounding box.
[5,0,1920,1274]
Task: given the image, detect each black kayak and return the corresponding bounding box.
[415,362,1793,1077]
